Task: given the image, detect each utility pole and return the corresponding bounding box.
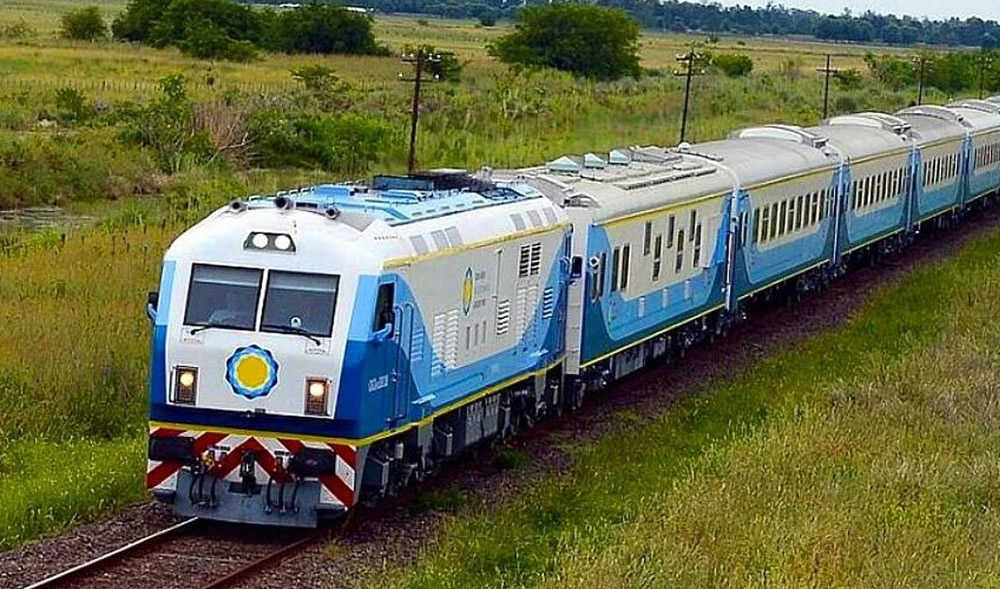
[912,55,931,106]
[674,48,703,144]
[816,54,840,120]
[400,49,440,175]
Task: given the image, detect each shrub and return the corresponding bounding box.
[54,88,90,123]
[488,4,641,80]
[268,2,388,56]
[177,22,259,62]
[250,110,392,174]
[60,6,107,41]
[834,68,864,90]
[111,0,168,42]
[479,12,497,27]
[712,53,753,77]
[1,19,34,40]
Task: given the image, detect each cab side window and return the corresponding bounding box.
[373,283,395,331]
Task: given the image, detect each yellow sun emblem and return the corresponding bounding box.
[462,267,474,315]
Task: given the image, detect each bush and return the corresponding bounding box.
[834,68,864,91]
[60,6,107,41]
[268,2,388,56]
[250,110,392,174]
[1,19,34,40]
[712,53,753,77]
[177,22,259,62]
[111,0,168,42]
[488,4,641,80]
[54,88,90,123]
[479,11,497,27]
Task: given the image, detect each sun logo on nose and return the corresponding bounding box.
[462,267,474,315]
[226,345,279,400]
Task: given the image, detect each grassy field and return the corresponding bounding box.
[0,0,978,553]
[370,218,1000,588]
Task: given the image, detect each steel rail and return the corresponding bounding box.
[22,517,200,589]
[197,531,321,589]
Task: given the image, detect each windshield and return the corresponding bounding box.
[184,265,262,331]
[261,271,339,338]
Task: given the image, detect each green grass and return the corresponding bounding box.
[369,223,1000,588]
[0,436,145,550]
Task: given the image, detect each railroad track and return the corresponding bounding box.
[21,518,320,589]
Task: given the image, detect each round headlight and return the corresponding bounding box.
[274,235,292,251]
[252,233,269,249]
[308,381,326,398]
[179,371,196,388]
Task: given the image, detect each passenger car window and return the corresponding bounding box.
[184,264,262,331]
[261,271,339,337]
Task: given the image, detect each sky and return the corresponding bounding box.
[711,0,1000,22]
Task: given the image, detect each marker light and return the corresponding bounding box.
[174,366,198,404]
[305,378,329,416]
[274,234,292,251]
[252,233,269,249]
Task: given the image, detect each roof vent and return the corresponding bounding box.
[731,124,828,149]
[947,99,1000,115]
[583,153,606,169]
[608,149,631,165]
[546,156,582,174]
[897,105,968,127]
[826,112,911,135]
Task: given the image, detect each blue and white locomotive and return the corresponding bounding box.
[147,97,1000,526]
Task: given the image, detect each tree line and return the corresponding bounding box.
[303,0,1000,48]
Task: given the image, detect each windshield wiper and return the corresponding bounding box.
[268,325,322,346]
[190,322,228,335]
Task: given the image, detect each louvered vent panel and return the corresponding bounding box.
[529,242,542,276]
[496,299,511,336]
[431,313,447,377]
[445,310,460,368]
[518,245,531,278]
[410,326,424,363]
[542,287,554,320]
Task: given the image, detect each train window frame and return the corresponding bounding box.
[621,244,631,291]
[183,264,263,332]
[652,234,663,281]
[611,246,621,292]
[770,203,779,240]
[675,229,685,272]
[667,215,676,249]
[753,207,761,244]
[643,221,652,256]
[778,200,787,236]
[260,270,341,339]
[692,223,702,268]
[372,282,395,333]
[760,206,769,243]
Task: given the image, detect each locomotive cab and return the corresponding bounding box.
[147,198,388,526]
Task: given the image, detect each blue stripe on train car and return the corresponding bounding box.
[580,196,732,365]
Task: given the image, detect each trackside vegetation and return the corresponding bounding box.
[372,223,1000,588]
[1,4,999,554]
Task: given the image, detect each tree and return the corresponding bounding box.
[269,3,388,56]
[61,6,107,41]
[112,0,169,42]
[488,4,641,80]
[403,44,463,82]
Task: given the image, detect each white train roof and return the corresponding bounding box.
[896,105,971,144]
[166,171,568,270]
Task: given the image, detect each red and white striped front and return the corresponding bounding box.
[147,425,357,509]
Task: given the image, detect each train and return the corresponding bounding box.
[146,96,1000,527]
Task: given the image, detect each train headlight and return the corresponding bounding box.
[174,366,198,404]
[305,378,329,416]
[251,233,269,249]
[244,232,296,253]
[274,235,292,251]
